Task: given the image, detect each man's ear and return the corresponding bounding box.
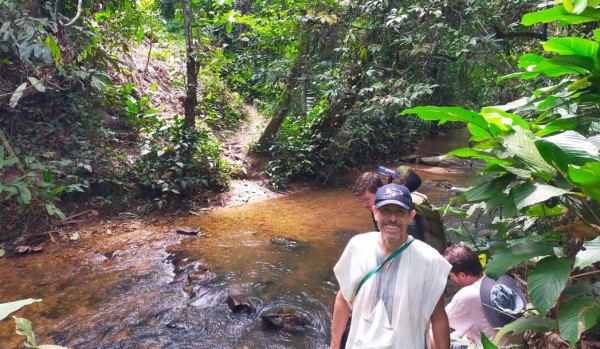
[409,209,417,218]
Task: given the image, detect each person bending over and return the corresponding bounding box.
[444,245,525,348]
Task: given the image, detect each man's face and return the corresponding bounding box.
[374,204,415,245]
[356,191,376,211]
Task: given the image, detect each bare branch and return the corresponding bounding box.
[64,0,83,27]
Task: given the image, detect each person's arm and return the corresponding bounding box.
[430,295,450,349]
[331,290,351,349]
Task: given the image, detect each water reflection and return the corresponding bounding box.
[0,129,479,348]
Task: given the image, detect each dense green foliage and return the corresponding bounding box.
[404,1,600,347]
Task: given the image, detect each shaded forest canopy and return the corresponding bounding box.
[1,0,537,231]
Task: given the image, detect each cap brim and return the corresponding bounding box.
[480,276,527,328]
[374,200,411,211]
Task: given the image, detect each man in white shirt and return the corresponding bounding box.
[443,245,525,348]
[332,183,451,349]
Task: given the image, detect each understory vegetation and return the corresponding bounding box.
[1,0,599,347]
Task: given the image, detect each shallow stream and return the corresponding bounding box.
[0,128,476,349]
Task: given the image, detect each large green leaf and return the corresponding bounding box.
[557,297,600,348]
[485,241,555,278]
[494,315,556,343]
[460,174,515,203]
[535,131,600,175]
[563,0,591,14]
[537,113,600,137]
[568,162,600,201]
[480,107,530,132]
[543,37,599,58]
[549,56,600,76]
[513,182,570,210]
[522,6,600,26]
[481,333,498,349]
[526,58,587,78]
[574,237,600,269]
[0,299,41,321]
[500,129,556,177]
[529,257,572,316]
[484,189,517,217]
[401,106,490,138]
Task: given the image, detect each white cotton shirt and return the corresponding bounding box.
[334,232,451,349]
[446,276,505,348]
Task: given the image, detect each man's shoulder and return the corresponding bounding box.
[409,239,450,264]
[348,231,379,244]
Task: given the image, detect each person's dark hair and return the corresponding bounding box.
[388,167,421,192]
[443,245,483,277]
[353,172,383,196]
[401,170,421,192]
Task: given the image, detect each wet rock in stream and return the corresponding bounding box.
[226,295,262,315]
[173,226,205,236]
[260,307,311,332]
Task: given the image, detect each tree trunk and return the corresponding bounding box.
[312,63,363,141]
[182,0,197,130]
[254,49,306,151]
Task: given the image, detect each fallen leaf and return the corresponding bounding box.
[0,249,5,257]
[69,232,80,241]
[32,245,43,252]
[90,210,99,216]
[106,229,112,235]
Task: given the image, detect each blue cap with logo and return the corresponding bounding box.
[373,184,413,211]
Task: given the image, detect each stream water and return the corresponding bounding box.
[0,128,477,349]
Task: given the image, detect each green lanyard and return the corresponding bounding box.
[353,237,414,299]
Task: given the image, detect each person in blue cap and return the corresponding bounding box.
[332,183,452,349]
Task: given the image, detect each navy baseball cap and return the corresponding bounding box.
[374,184,413,211]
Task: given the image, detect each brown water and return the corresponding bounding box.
[0,129,477,349]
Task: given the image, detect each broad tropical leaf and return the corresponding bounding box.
[563,0,591,14]
[460,174,516,203]
[522,6,600,26]
[543,37,599,59]
[481,333,498,349]
[401,106,491,139]
[574,237,600,269]
[480,107,530,131]
[568,162,600,201]
[513,182,570,210]
[535,131,600,174]
[0,299,41,321]
[500,129,556,178]
[557,297,600,348]
[485,241,555,278]
[548,56,600,76]
[529,257,572,316]
[494,315,556,343]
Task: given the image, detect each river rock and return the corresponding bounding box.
[260,307,310,332]
[187,266,215,283]
[174,226,204,236]
[226,295,257,314]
